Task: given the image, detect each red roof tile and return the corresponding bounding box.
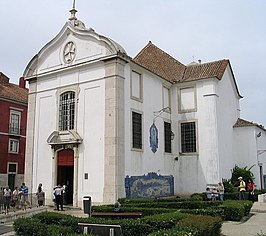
[181,59,229,82]
[234,118,266,131]
[133,42,229,82]
[133,42,242,97]
[133,41,186,82]
[0,72,28,104]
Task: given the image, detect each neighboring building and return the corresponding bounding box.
[0,72,28,190]
[23,7,266,207]
[233,118,266,189]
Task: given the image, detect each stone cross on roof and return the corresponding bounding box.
[69,0,77,21]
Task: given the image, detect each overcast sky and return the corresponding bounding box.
[1,0,265,126]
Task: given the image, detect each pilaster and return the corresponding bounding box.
[103,57,126,203]
[24,79,37,193]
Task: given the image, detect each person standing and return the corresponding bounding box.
[238,177,246,200]
[218,182,225,203]
[12,187,20,209]
[54,184,64,211]
[3,186,12,214]
[248,180,255,201]
[36,186,45,207]
[20,183,31,209]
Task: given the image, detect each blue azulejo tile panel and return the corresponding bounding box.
[125,172,174,198]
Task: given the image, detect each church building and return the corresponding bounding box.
[24,6,266,207]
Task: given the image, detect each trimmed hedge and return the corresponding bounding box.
[180,200,253,221]
[120,201,220,209]
[148,215,222,236]
[14,211,188,236]
[13,199,251,235]
[176,215,222,236]
[180,208,225,219]
[92,205,176,216]
[119,197,204,204]
[13,217,75,236]
[218,200,253,221]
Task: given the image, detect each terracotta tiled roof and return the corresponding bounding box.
[181,59,229,82]
[133,42,229,82]
[133,41,186,82]
[0,72,28,104]
[234,118,266,131]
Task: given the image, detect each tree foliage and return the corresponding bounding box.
[230,165,255,187]
[222,165,255,193]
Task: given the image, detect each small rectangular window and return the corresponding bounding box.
[179,87,197,113]
[132,111,142,149]
[163,86,170,110]
[131,71,142,101]
[164,122,172,153]
[181,122,196,153]
[8,163,17,173]
[9,139,19,154]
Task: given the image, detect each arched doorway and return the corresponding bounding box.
[57,149,74,205]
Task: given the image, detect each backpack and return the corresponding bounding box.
[4,190,11,198]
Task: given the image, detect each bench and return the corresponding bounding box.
[78,223,122,235]
[91,212,143,218]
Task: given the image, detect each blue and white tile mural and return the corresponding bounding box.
[125,172,174,198]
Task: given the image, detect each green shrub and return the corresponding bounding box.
[141,211,188,230]
[14,218,47,236]
[32,211,73,224]
[190,193,205,201]
[13,217,75,236]
[223,179,235,193]
[119,197,191,204]
[180,208,225,219]
[108,211,188,236]
[120,201,220,209]
[14,198,251,235]
[181,200,252,222]
[176,215,222,236]
[92,205,176,216]
[241,200,253,215]
[91,205,113,212]
[47,224,74,236]
[148,228,198,236]
[230,165,255,187]
[219,200,245,221]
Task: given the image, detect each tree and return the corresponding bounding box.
[230,165,255,188]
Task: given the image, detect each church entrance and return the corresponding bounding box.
[57,149,74,205]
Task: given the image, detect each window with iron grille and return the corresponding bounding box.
[59,91,75,131]
[164,122,172,153]
[181,122,196,153]
[132,111,142,149]
[9,111,21,135]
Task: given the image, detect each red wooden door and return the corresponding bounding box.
[57,149,74,166]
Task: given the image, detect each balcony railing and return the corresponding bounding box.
[9,125,22,135]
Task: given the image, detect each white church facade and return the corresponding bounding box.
[24,7,266,207]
